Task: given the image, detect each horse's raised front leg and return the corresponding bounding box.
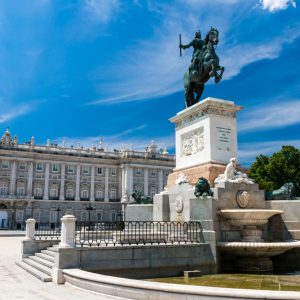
[215,66,224,83]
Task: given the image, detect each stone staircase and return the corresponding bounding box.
[284,221,300,240]
[15,245,58,282]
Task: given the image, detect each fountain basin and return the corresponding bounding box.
[218,240,300,257]
[218,209,283,226]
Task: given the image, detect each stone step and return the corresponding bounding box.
[35,252,55,262]
[22,258,52,276]
[29,255,54,268]
[15,261,52,282]
[284,221,300,231]
[41,249,56,257]
[47,246,59,252]
[288,230,300,240]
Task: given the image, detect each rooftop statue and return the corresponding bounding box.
[180,28,224,107]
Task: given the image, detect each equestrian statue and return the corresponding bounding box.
[179,28,224,107]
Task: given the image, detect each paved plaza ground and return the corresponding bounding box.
[0,234,129,300]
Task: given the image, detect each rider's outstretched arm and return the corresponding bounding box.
[180,41,193,50]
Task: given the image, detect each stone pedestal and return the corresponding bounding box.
[59,215,76,248]
[167,97,242,187]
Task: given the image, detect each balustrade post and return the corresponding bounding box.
[59,215,76,248]
[24,218,36,240]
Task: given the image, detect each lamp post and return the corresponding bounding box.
[85,202,95,231]
[56,206,61,228]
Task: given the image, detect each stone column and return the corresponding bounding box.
[27,162,33,197]
[128,167,133,199]
[90,166,95,202]
[9,160,17,196]
[144,168,149,196]
[24,218,36,241]
[75,165,80,201]
[43,163,50,200]
[60,164,65,200]
[59,215,76,248]
[158,169,164,192]
[104,167,109,202]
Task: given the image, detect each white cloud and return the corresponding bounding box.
[239,139,300,165]
[90,1,300,105]
[239,100,300,132]
[260,0,296,12]
[84,0,120,23]
[0,104,33,123]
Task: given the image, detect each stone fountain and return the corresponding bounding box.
[215,177,300,272]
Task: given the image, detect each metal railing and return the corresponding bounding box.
[34,223,61,240]
[75,221,202,247]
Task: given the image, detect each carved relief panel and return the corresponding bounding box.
[180,128,204,157]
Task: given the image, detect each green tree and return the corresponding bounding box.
[249,146,300,196]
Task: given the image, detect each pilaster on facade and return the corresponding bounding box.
[27,162,33,197]
[90,166,95,202]
[158,169,164,192]
[43,163,50,200]
[9,160,16,196]
[75,165,80,201]
[104,167,109,202]
[60,163,65,200]
[144,167,149,196]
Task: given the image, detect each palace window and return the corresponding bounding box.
[97,167,103,175]
[49,184,59,198]
[111,169,117,176]
[150,186,157,198]
[81,188,89,200]
[135,168,142,175]
[66,187,74,199]
[36,163,43,171]
[19,162,26,170]
[150,169,156,177]
[95,187,104,200]
[1,160,9,169]
[0,181,8,195]
[111,211,118,222]
[34,184,43,198]
[110,187,117,199]
[66,165,75,174]
[81,212,87,222]
[16,184,25,196]
[82,166,89,175]
[51,164,59,173]
[97,212,102,221]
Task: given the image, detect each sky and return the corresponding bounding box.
[0,0,299,166]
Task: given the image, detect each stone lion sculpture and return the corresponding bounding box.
[265,183,300,200]
[194,177,213,197]
[131,190,153,204]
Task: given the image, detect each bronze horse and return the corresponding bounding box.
[183,28,224,107]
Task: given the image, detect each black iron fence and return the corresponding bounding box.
[34,223,61,240]
[75,221,202,247]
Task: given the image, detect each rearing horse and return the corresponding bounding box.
[183,28,224,107]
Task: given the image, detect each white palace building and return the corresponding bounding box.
[0,129,174,229]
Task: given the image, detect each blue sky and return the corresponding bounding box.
[0,0,299,166]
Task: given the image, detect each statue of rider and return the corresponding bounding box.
[180,30,204,73]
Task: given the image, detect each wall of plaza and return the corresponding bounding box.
[0,129,175,229]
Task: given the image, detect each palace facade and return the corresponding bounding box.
[0,129,174,229]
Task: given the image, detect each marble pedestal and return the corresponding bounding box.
[167,97,242,187]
